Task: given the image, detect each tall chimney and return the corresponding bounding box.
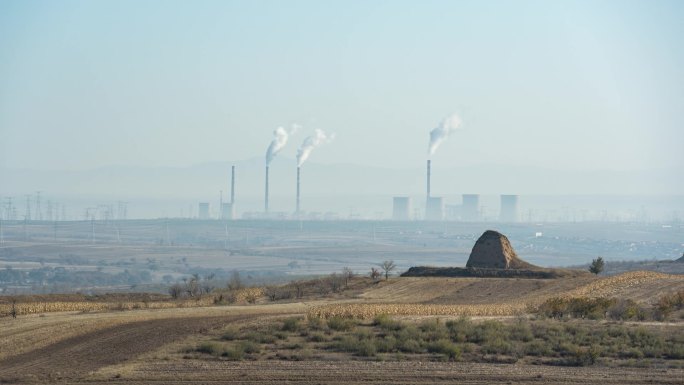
[265,166,269,213]
[426,159,431,199]
[296,166,301,216]
[230,165,235,204]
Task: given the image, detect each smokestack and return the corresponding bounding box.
[265,166,269,213]
[230,165,235,205]
[296,166,301,216]
[427,159,431,199]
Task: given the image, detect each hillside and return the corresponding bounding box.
[1,271,684,384]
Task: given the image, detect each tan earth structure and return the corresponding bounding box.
[466,230,536,270]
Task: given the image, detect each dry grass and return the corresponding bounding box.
[0,287,270,317]
[564,271,684,299]
[308,302,527,319]
[232,287,265,304]
[0,297,219,317]
[309,271,684,320]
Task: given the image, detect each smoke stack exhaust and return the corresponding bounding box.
[265,166,269,213]
[230,165,235,205]
[296,166,301,216]
[426,159,431,199]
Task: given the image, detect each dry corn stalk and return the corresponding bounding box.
[0,296,217,317]
[233,287,265,303]
[308,302,526,319]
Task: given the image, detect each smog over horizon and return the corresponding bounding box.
[1,1,683,221]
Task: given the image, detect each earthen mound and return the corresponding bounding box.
[466,230,537,270]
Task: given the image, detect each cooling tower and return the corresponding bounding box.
[462,194,480,222]
[500,195,519,222]
[198,202,210,220]
[392,197,411,221]
[425,197,444,221]
[221,203,234,220]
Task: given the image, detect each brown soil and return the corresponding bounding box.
[360,276,598,305]
[2,273,683,384]
[0,314,253,383]
[82,361,684,384]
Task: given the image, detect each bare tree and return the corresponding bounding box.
[227,270,243,290]
[342,267,354,287]
[370,267,381,282]
[265,285,279,301]
[381,260,396,280]
[186,273,201,297]
[10,298,17,319]
[201,273,216,294]
[328,273,345,293]
[292,280,304,299]
[168,283,183,299]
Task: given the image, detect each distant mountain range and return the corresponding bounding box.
[2,158,682,198]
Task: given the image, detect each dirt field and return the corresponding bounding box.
[3,312,682,385]
[1,273,683,384]
[87,361,684,384]
[361,271,684,307]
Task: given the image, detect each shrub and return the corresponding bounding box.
[469,320,505,344]
[239,341,261,354]
[656,290,684,320]
[355,339,377,357]
[327,316,356,331]
[482,337,513,355]
[446,317,472,342]
[274,331,289,340]
[427,339,461,361]
[524,340,552,356]
[608,299,647,321]
[537,297,616,320]
[282,317,300,332]
[619,347,644,359]
[307,316,325,330]
[244,331,276,344]
[329,335,376,356]
[665,343,684,359]
[307,332,328,342]
[196,342,223,355]
[374,336,397,353]
[354,328,374,340]
[374,314,404,331]
[589,257,605,275]
[221,327,239,341]
[222,346,245,361]
[509,320,534,342]
[398,338,422,353]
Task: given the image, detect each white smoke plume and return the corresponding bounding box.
[265,124,300,165]
[297,129,334,167]
[428,113,462,157]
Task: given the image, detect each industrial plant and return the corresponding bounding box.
[180,116,521,223]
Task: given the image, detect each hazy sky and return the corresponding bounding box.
[1,0,683,172]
